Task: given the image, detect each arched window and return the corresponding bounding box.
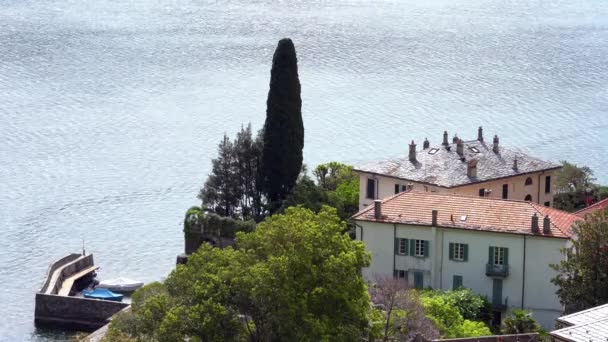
[525,177,533,186]
[524,194,532,202]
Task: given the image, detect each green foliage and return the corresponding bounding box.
[262,38,304,206]
[555,161,595,193]
[184,208,256,239]
[501,310,540,334]
[421,288,491,323]
[199,124,264,221]
[551,208,608,312]
[420,290,491,338]
[284,162,359,221]
[111,206,372,341]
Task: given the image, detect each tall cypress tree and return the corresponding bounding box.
[262,38,304,206]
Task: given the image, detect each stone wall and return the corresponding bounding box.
[39,254,81,294]
[48,254,95,295]
[35,293,129,330]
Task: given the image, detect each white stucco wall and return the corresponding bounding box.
[357,220,568,330]
[357,170,556,211]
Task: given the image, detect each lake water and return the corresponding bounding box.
[1,0,607,340]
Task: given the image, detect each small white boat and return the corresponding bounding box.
[97,277,144,292]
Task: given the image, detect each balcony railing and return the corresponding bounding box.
[486,263,509,277]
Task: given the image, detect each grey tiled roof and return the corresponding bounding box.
[556,303,608,326]
[551,317,608,342]
[355,139,561,188]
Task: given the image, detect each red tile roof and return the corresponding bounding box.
[575,198,608,217]
[352,191,580,239]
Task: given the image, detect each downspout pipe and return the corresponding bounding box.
[393,224,397,275]
[521,235,527,309]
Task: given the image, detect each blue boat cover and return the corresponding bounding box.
[83,288,124,301]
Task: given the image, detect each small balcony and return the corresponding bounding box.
[486,263,509,277]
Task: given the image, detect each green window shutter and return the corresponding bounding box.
[414,272,423,289]
[394,238,399,255]
[449,243,454,260]
[410,239,416,256]
[489,246,494,264]
[403,239,408,255]
[464,244,469,261]
[504,248,509,266]
[424,240,430,257]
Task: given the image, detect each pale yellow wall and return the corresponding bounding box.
[358,170,556,210]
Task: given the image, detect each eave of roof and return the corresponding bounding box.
[351,191,580,239]
[574,198,608,217]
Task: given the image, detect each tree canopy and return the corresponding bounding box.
[262,38,304,207]
[501,310,540,334]
[108,206,372,341]
[551,207,608,313]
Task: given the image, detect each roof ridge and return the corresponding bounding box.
[574,197,608,214]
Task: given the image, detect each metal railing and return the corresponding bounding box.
[486,263,509,277]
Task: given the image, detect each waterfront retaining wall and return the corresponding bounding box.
[39,254,81,294]
[48,254,95,295]
[35,293,129,330]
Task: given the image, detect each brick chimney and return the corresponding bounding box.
[432,210,438,226]
[493,135,500,153]
[543,215,551,234]
[452,134,459,143]
[531,213,539,233]
[513,157,518,171]
[442,131,449,146]
[423,138,430,149]
[467,159,477,178]
[456,139,464,156]
[478,126,484,142]
[409,140,417,162]
[374,200,382,219]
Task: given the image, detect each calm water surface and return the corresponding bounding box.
[1,0,607,340]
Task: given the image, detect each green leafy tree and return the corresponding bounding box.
[551,208,608,313]
[262,38,304,208]
[199,125,265,221]
[420,295,491,338]
[199,134,239,217]
[555,161,595,193]
[423,288,491,323]
[109,206,372,341]
[501,310,540,334]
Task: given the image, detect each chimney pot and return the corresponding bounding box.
[513,158,518,171]
[456,139,464,156]
[478,126,484,141]
[493,135,500,153]
[432,210,438,226]
[374,200,382,219]
[442,131,449,146]
[543,215,551,234]
[423,138,430,149]
[531,213,539,233]
[452,134,459,143]
[467,159,478,178]
[409,140,417,162]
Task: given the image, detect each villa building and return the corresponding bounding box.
[355,127,561,211]
[352,191,581,330]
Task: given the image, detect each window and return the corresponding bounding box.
[502,184,508,199]
[394,269,407,280]
[414,271,424,289]
[524,194,532,202]
[366,179,376,199]
[396,238,408,255]
[544,201,551,207]
[394,184,400,194]
[525,177,533,186]
[450,243,468,261]
[489,247,509,266]
[415,240,425,257]
[545,176,551,193]
[479,188,485,197]
[401,185,407,192]
[410,239,429,257]
[453,275,463,290]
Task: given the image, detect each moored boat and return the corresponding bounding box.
[97,277,144,292]
[82,288,124,302]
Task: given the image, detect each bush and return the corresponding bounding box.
[502,309,540,334]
